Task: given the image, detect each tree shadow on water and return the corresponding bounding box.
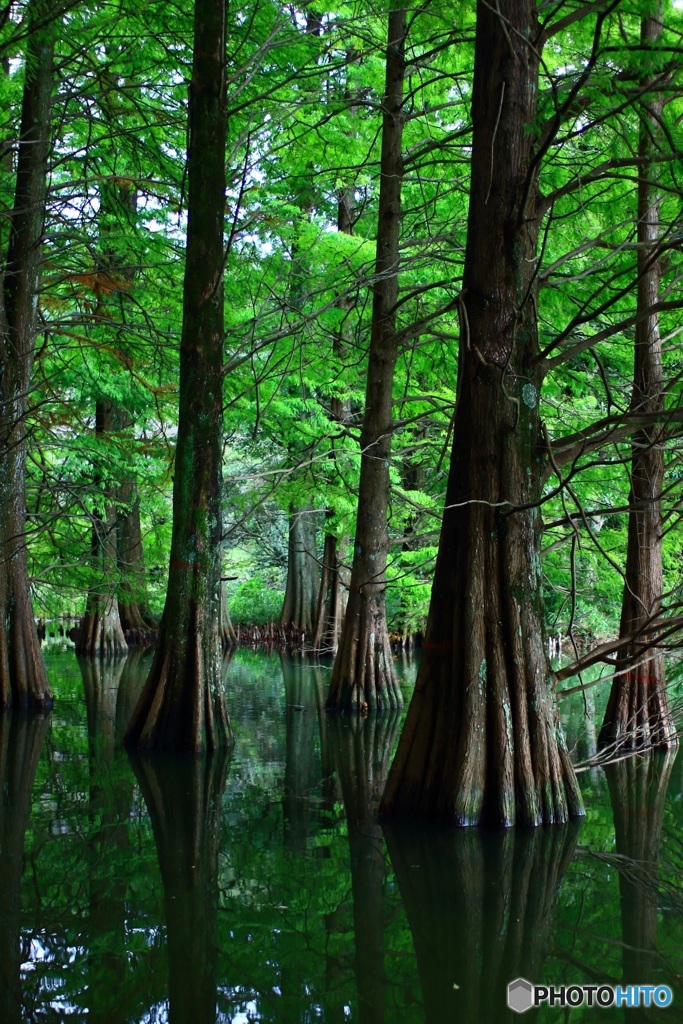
[129,747,230,1024]
[383,819,580,1024]
[0,713,50,1024]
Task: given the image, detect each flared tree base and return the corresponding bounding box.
[0,590,53,711]
[124,614,232,754]
[598,657,678,756]
[327,590,402,713]
[77,596,128,658]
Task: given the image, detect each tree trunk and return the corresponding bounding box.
[313,178,355,654]
[117,411,156,644]
[383,820,579,1023]
[125,0,231,752]
[220,580,236,647]
[280,504,319,635]
[326,8,406,712]
[0,0,56,710]
[78,401,129,657]
[0,713,50,1024]
[599,8,677,756]
[313,526,348,653]
[130,749,230,1024]
[381,0,584,825]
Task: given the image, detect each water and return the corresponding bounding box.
[2,649,682,1022]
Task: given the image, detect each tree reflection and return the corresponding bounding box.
[330,712,402,1024]
[280,651,319,850]
[0,713,50,1024]
[605,750,678,1005]
[384,821,579,1023]
[130,748,230,1024]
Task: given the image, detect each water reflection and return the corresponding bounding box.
[0,713,50,1024]
[281,652,321,850]
[8,650,683,1023]
[130,749,231,1024]
[330,713,402,1024]
[605,751,679,1007]
[384,821,580,1023]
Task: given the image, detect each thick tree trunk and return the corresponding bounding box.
[0,713,50,1024]
[130,749,230,1024]
[599,8,677,755]
[326,8,406,712]
[605,751,676,991]
[0,1,55,710]
[383,820,579,1023]
[280,504,319,635]
[381,0,583,825]
[125,0,231,752]
[78,401,128,657]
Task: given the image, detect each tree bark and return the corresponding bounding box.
[599,7,677,756]
[326,8,406,712]
[280,504,319,635]
[381,0,583,825]
[313,180,355,654]
[117,412,156,644]
[78,401,129,657]
[0,0,56,710]
[125,0,231,752]
[220,579,236,647]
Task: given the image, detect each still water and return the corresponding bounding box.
[2,648,682,1023]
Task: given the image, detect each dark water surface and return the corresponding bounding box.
[2,649,683,1022]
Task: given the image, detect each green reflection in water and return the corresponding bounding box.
[3,649,682,1022]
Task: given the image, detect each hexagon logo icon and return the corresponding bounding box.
[508,978,534,1013]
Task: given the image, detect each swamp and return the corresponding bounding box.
[4,0,683,1019]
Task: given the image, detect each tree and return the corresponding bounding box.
[326,5,407,712]
[381,0,586,825]
[599,5,677,755]
[125,0,232,752]
[0,0,57,710]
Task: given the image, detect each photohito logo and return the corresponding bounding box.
[507,978,673,1013]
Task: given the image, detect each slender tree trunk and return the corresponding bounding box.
[125,0,231,752]
[0,0,56,710]
[117,411,156,643]
[78,401,128,657]
[326,8,406,712]
[599,8,676,755]
[220,579,236,646]
[381,0,583,825]
[280,504,319,635]
[313,182,355,653]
